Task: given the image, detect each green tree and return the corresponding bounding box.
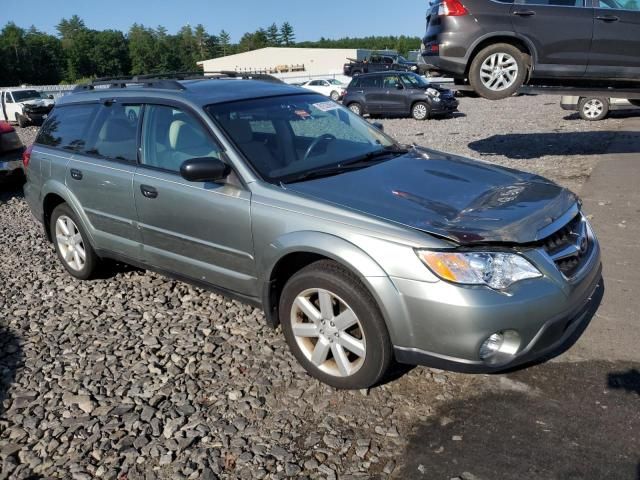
[238,29,268,53]
[280,22,295,47]
[92,30,130,77]
[218,30,231,57]
[266,23,280,47]
[56,16,96,81]
[128,23,158,75]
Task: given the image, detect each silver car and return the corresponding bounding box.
[24,75,602,389]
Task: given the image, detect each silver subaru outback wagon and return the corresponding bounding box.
[23,75,602,389]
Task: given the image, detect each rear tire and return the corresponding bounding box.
[578,97,609,121]
[279,260,393,389]
[468,43,528,100]
[50,204,100,280]
[348,103,363,116]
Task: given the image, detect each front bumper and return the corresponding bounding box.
[389,239,602,373]
[429,95,459,114]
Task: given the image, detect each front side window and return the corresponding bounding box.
[599,0,639,9]
[36,103,99,151]
[401,73,430,88]
[383,75,402,89]
[207,93,398,183]
[84,103,141,162]
[141,104,222,173]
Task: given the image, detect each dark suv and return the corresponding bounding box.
[343,72,458,120]
[422,0,640,99]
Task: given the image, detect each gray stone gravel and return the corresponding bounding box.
[0,95,619,478]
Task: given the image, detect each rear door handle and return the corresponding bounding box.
[70,168,83,180]
[513,9,536,16]
[596,15,619,22]
[140,185,158,199]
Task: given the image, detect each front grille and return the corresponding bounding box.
[541,213,592,278]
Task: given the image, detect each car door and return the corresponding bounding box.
[588,0,640,78]
[359,76,384,113]
[4,92,19,122]
[133,103,257,297]
[63,101,143,259]
[378,74,408,114]
[511,0,594,77]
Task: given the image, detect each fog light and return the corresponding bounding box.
[479,333,504,360]
[479,330,522,364]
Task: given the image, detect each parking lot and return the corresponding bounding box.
[1,94,639,480]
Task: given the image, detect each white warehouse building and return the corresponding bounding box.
[197,47,393,81]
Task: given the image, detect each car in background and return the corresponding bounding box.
[0,88,54,127]
[422,0,640,100]
[344,54,419,77]
[301,79,346,101]
[343,71,458,120]
[0,121,25,182]
[561,96,640,121]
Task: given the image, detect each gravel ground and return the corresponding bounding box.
[0,95,629,479]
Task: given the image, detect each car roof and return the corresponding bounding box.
[354,71,413,78]
[57,78,307,107]
[2,87,40,92]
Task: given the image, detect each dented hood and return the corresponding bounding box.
[287,148,578,245]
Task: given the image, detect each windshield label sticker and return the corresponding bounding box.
[312,101,340,112]
[294,109,311,119]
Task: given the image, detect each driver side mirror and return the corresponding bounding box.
[395,83,404,90]
[180,157,231,183]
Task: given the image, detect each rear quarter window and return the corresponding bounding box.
[36,104,99,151]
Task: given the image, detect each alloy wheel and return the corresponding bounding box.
[583,99,605,119]
[480,53,519,91]
[349,104,362,115]
[413,103,428,120]
[55,215,86,271]
[290,288,366,377]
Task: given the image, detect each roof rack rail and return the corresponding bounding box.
[72,70,283,93]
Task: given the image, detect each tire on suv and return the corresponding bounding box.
[468,43,529,100]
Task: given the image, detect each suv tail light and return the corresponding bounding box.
[439,0,469,16]
[0,121,14,134]
[22,144,33,169]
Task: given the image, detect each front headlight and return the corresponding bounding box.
[416,250,542,290]
[426,87,440,97]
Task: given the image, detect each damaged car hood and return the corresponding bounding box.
[286,147,578,245]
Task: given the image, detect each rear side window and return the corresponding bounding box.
[84,103,141,162]
[36,104,99,151]
[360,76,382,88]
[349,78,361,88]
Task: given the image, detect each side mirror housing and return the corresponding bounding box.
[371,122,384,132]
[180,157,231,183]
[395,83,404,90]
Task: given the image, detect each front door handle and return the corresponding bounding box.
[140,184,158,199]
[70,168,83,180]
[596,15,619,22]
[513,9,536,16]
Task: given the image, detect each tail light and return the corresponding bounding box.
[22,144,33,169]
[0,121,14,134]
[439,0,469,16]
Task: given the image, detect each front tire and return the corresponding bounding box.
[17,114,28,128]
[411,102,430,120]
[51,204,100,280]
[468,43,527,100]
[330,91,340,101]
[579,97,609,121]
[279,260,393,389]
[348,103,363,116]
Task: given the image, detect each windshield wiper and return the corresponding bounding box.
[282,146,408,184]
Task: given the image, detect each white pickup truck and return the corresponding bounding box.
[0,88,54,127]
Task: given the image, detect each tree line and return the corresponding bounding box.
[0,16,420,87]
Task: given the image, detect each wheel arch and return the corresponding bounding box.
[41,181,95,246]
[465,33,536,78]
[260,232,398,330]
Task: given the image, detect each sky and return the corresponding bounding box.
[4,0,428,42]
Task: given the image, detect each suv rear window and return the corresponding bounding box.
[36,104,99,151]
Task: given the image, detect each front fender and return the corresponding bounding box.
[259,231,412,345]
